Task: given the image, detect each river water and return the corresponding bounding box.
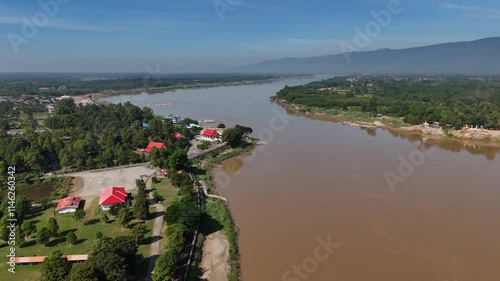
[105,77,500,281]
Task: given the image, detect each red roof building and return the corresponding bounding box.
[99,187,128,209]
[55,196,81,213]
[201,128,219,138]
[143,142,165,153]
[174,132,183,139]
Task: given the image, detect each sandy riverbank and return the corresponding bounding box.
[276,99,500,144]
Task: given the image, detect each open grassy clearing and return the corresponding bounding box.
[0,197,156,280]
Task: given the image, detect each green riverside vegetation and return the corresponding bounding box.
[273,75,500,129]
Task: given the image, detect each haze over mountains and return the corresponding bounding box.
[243,37,500,74]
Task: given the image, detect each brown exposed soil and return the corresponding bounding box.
[199,231,231,281]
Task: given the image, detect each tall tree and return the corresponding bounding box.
[133,194,149,220]
[36,226,52,246]
[68,262,100,281]
[168,149,188,170]
[222,128,245,147]
[118,208,133,227]
[47,217,59,237]
[67,231,77,245]
[40,250,71,281]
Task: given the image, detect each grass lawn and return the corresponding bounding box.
[152,178,180,209]
[13,201,132,256]
[135,206,156,281]
[152,178,181,250]
[0,197,157,280]
[0,263,41,281]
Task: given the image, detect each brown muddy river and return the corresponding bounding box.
[106,76,500,281]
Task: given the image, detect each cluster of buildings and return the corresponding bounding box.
[55,186,131,214]
[6,128,46,136]
[0,94,77,114]
[0,95,57,111]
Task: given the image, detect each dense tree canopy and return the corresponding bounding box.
[163,200,203,229]
[0,99,198,184]
[40,250,71,281]
[68,261,100,281]
[87,236,138,281]
[274,76,500,129]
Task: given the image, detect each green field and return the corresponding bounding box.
[152,178,180,209]
[0,197,156,280]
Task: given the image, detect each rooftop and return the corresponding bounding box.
[55,196,81,211]
[143,142,165,153]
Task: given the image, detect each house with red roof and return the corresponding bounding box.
[198,128,220,142]
[143,142,165,154]
[174,132,183,139]
[99,187,129,211]
[55,196,81,214]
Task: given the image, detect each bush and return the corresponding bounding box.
[169,172,192,187]
[131,224,147,245]
[109,204,125,217]
[152,224,189,281]
[101,213,109,223]
[36,226,51,246]
[73,209,85,221]
[47,217,59,237]
[67,232,77,245]
[197,141,211,150]
[152,189,164,203]
[35,197,53,210]
[118,208,133,227]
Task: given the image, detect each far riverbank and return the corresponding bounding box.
[80,76,309,104]
[275,99,500,145]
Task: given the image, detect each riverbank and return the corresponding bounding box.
[275,99,500,144]
[188,140,256,281]
[80,76,308,104]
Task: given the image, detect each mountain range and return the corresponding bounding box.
[242,37,500,74]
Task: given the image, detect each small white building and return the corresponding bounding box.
[55,196,81,214]
[164,115,182,124]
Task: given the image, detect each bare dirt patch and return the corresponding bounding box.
[71,176,84,195]
[199,231,231,281]
[83,197,97,212]
[67,165,157,199]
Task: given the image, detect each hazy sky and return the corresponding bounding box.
[0,0,499,72]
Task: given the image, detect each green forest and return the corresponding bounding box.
[273,76,500,129]
[0,99,196,182]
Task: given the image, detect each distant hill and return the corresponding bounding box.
[242,37,500,74]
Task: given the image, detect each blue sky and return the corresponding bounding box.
[0,0,499,72]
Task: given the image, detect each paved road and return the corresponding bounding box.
[188,141,228,160]
[146,173,165,281]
